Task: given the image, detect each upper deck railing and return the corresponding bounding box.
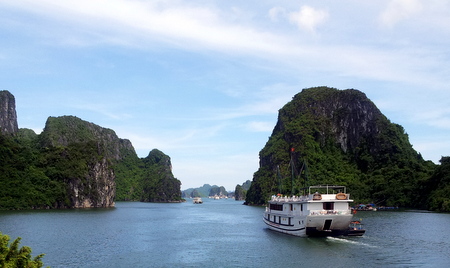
[304,185,347,195]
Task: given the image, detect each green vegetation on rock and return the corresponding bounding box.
[425,157,450,212]
[245,87,440,210]
[235,180,251,201]
[0,114,182,209]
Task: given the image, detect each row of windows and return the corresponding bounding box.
[269,202,335,211]
[269,204,283,211]
[266,214,293,226]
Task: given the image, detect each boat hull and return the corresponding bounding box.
[263,217,307,237]
[263,213,353,237]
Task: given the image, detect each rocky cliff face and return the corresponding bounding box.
[273,88,384,154]
[39,116,136,208]
[69,157,115,208]
[0,90,19,135]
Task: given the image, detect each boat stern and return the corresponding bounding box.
[305,214,353,236]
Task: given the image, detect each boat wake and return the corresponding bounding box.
[326,236,377,248]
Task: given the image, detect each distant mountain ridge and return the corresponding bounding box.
[245,87,437,209]
[0,91,182,209]
[182,184,229,198]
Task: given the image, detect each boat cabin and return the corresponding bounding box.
[266,185,353,216]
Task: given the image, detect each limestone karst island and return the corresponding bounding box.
[0,90,182,209]
[1,87,449,212]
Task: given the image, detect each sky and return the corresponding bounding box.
[1,0,450,191]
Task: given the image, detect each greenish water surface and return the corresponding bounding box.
[1,199,449,267]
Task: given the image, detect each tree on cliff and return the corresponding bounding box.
[425,156,450,211]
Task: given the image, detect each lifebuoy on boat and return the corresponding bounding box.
[312,193,322,200]
[336,193,347,200]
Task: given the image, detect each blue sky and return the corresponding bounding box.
[1,0,449,191]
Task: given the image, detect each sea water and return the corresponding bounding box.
[1,199,449,267]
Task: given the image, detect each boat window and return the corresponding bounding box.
[290,204,293,211]
[269,204,283,211]
[323,202,334,210]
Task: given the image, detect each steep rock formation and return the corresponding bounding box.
[68,157,115,208]
[234,180,251,201]
[0,90,19,135]
[140,149,182,202]
[0,93,183,209]
[39,116,135,208]
[246,87,432,206]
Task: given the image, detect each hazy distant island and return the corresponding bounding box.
[181,180,252,200]
[0,90,182,209]
[244,87,450,212]
[182,184,231,199]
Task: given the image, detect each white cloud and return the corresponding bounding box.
[414,108,450,130]
[288,6,328,33]
[268,7,286,22]
[3,0,445,89]
[3,0,293,57]
[379,0,422,27]
[410,139,450,163]
[246,121,274,132]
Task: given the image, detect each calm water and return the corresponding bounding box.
[1,199,449,267]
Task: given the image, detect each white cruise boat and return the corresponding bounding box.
[263,185,355,237]
[193,197,203,204]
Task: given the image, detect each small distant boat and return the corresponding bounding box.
[355,204,377,211]
[346,220,366,236]
[193,197,203,204]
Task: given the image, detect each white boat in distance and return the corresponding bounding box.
[263,185,354,237]
[193,197,203,204]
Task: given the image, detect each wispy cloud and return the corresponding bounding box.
[245,121,274,132]
[3,0,449,89]
[379,0,422,27]
[414,108,450,130]
[288,6,329,33]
